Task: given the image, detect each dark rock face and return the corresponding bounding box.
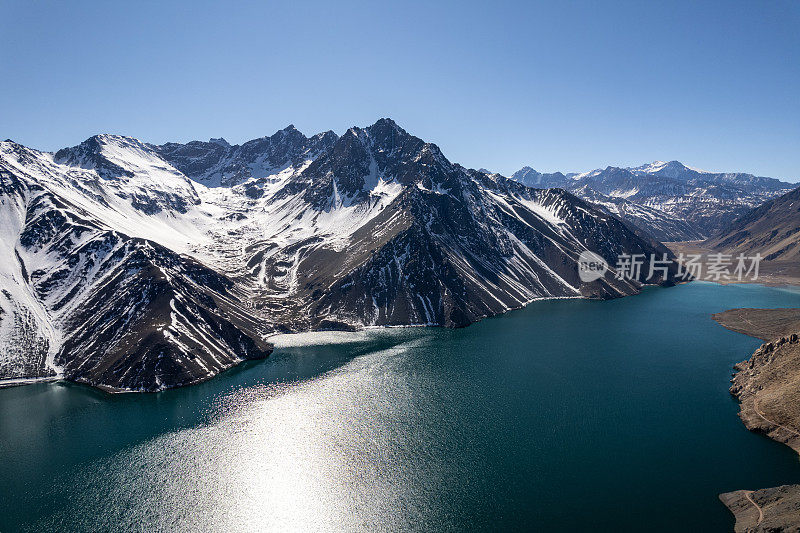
[56,240,272,392]
[306,185,648,329]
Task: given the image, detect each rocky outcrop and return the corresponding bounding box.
[719,485,800,533]
[728,332,800,454]
[714,308,800,530]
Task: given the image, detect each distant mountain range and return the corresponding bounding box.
[0,119,681,392]
[512,161,795,240]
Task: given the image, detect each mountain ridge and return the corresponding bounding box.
[511,160,795,239]
[1,119,684,392]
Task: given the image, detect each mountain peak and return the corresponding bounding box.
[54,134,148,178]
[272,124,306,142]
[314,130,337,140]
[371,117,399,128]
[50,134,204,190]
[366,117,410,138]
[86,133,147,146]
[629,160,710,178]
[662,160,691,171]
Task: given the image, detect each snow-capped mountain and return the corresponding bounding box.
[1,119,682,392]
[511,161,794,240]
[0,138,272,391]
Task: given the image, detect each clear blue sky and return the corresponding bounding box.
[2,0,798,181]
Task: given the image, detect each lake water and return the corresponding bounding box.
[2,282,800,531]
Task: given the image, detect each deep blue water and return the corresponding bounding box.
[2,282,800,531]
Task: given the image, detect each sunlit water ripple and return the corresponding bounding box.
[3,282,800,531]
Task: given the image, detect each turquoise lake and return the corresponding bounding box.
[2,282,800,531]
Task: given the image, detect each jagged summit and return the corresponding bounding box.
[151,124,336,187]
[368,117,403,130]
[511,166,569,189]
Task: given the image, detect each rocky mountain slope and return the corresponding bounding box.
[569,184,705,242]
[0,139,272,392]
[719,485,800,533]
[512,161,794,240]
[1,119,683,392]
[705,184,800,263]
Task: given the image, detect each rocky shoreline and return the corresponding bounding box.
[714,307,800,531]
[719,486,800,533]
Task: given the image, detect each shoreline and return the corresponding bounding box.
[713,307,800,531]
[270,295,588,338]
[6,278,791,397]
[3,283,665,395]
[0,376,61,389]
